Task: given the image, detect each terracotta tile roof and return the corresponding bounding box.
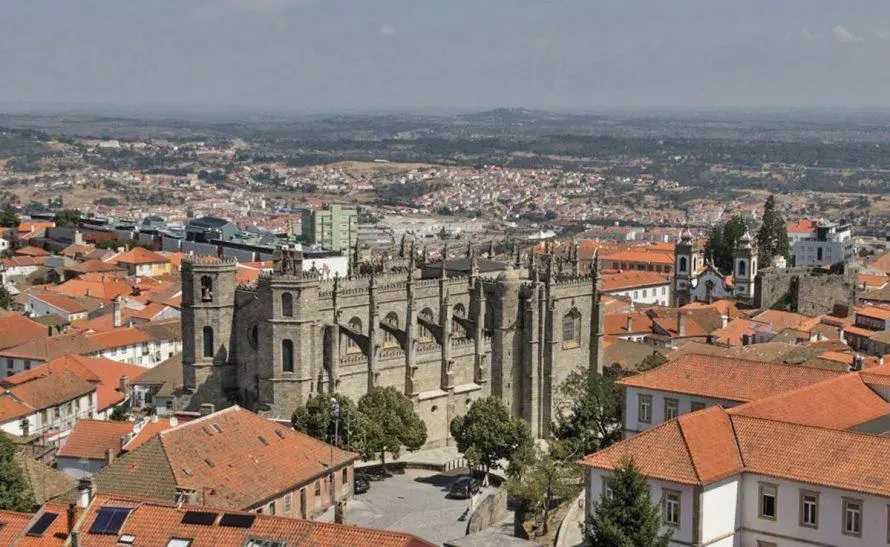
[113,247,170,266]
[619,353,843,402]
[872,251,890,275]
[15,502,79,546]
[84,327,154,353]
[6,355,144,412]
[56,419,134,460]
[1,256,40,268]
[0,368,94,424]
[131,354,182,399]
[51,276,132,301]
[0,333,101,362]
[728,372,890,429]
[708,318,759,346]
[76,494,435,547]
[583,406,890,499]
[29,291,91,314]
[66,259,123,274]
[787,218,816,233]
[601,248,674,265]
[859,273,889,289]
[0,510,31,545]
[123,417,181,452]
[95,406,359,510]
[857,306,890,321]
[599,270,672,292]
[14,246,50,257]
[751,309,815,332]
[14,452,76,505]
[0,313,48,351]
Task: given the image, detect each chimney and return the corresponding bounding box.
[118,375,129,395]
[169,416,179,427]
[76,478,93,509]
[74,230,84,245]
[105,447,115,465]
[67,503,78,545]
[112,296,123,328]
[721,314,728,329]
[677,311,688,338]
[151,413,159,423]
[200,403,215,416]
[626,315,634,332]
[852,354,865,372]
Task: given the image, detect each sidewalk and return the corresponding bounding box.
[356,445,467,472]
[555,492,586,547]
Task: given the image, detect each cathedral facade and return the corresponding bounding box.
[181,245,605,447]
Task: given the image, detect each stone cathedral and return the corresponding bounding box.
[181,243,605,447]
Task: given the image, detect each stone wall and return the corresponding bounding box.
[755,266,858,315]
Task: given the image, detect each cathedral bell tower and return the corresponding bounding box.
[673,230,694,307]
[734,231,757,302]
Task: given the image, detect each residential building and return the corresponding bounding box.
[599,270,672,306]
[618,353,843,435]
[788,219,854,268]
[130,353,184,414]
[0,367,96,442]
[111,246,173,277]
[94,406,358,518]
[301,203,358,251]
[0,492,435,547]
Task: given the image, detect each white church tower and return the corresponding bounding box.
[734,231,757,301]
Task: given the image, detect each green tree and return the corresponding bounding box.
[587,459,672,547]
[291,392,362,449]
[109,404,129,421]
[506,442,581,536]
[0,204,19,228]
[551,368,622,460]
[637,351,667,372]
[704,214,748,272]
[356,387,426,471]
[0,434,36,512]
[0,286,13,311]
[756,194,790,262]
[450,396,532,485]
[53,208,82,227]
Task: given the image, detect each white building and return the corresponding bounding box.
[600,270,672,306]
[0,368,97,442]
[788,219,854,268]
[584,366,890,546]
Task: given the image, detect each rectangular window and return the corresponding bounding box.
[342,468,348,486]
[638,394,652,424]
[268,502,275,515]
[601,477,613,501]
[314,481,321,496]
[759,483,777,520]
[799,491,818,528]
[662,490,680,526]
[690,401,706,412]
[664,398,679,421]
[284,493,292,513]
[843,498,862,536]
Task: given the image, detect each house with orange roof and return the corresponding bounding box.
[0,312,49,353]
[16,220,54,240]
[24,290,104,323]
[94,406,359,519]
[844,305,890,355]
[9,490,434,547]
[111,247,172,277]
[581,402,890,546]
[598,269,672,306]
[50,274,133,301]
[0,255,41,283]
[600,245,675,274]
[618,353,843,435]
[0,365,96,442]
[14,245,50,258]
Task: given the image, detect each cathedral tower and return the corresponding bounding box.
[734,231,757,302]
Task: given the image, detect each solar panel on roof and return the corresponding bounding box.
[218,513,256,528]
[26,512,58,536]
[181,511,217,526]
[89,507,132,535]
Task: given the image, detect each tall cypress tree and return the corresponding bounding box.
[756,195,790,262]
[587,459,672,547]
[0,434,36,512]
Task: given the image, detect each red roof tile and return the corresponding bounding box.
[56,419,134,460]
[0,313,48,351]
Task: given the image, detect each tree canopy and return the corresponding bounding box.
[0,204,19,228]
[450,396,532,483]
[291,392,362,449]
[703,214,749,273]
[551,368,622,460]
[0,434,36,512]
[756,194,790,262]
[506,442,581,536]
[357,387,426,468]
[0,286,13,311]
[53,208,82,227]
[587,458,672,547]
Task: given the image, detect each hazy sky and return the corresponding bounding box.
[2,0,889,112]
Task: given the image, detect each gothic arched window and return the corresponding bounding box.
[420,308,435,341]
[282,339,294,372]
[678,256,687,273]
[452,304,467,338]
[562,308,581,346]
[737,259,747,276]
[383,312,399,347]
[202,326,214,358]
[346,317,362,353]
[200,276,213,302]
[281,292,294,317]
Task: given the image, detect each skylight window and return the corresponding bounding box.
[167,538,193,547]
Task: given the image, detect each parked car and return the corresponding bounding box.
[354,474,370,495]
[448,476,480,499]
